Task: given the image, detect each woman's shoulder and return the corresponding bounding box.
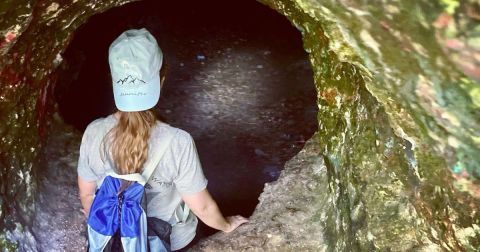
[83,114,115,136]
[153,122,194,146]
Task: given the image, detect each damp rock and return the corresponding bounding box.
[1,0,480,251]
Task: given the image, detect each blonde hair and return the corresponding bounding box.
[102,110,157,175]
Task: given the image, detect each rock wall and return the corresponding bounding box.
[0,0,135,247]
[0,0,479,251]
[196,0,480,250]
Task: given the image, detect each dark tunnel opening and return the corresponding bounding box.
[50,0,318,248]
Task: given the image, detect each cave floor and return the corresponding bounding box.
[32,117,86,251]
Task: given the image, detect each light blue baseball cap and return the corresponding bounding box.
[108,28,163,112]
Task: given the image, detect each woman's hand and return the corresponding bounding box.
[80,208,88,218]
[223,215,249,233]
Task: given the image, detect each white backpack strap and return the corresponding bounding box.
[106,172,146,185]
[141,126,177,183]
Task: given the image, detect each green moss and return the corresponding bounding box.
[0,234,17,251]
[259,0,480,250]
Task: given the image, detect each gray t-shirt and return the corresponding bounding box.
[77,114,208,250]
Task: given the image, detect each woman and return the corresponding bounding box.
[77,28,248,251]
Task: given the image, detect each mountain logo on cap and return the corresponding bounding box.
[116,75,147,89]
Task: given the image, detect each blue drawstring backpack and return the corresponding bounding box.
[87,127,177,252]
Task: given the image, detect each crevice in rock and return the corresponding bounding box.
[38,0,318,249]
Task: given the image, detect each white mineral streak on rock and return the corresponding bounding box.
[53,53,63,66]
[64,10,87,29]
[385,4,400,14]
[44,2,61,25]
[394,126,416,151]
[454,224,480,245]
[344,110,351,129]
[447,136,460,148]
[331,25,358,62]
[346,6,370,17]
[367,231,375,241]
[46,2,60,15]
[440,111,461,127]
[16,169,23,180]
[469,86,480,107]
[335,95,341,109]
[360,30,382,57]
[411,42,428,57]
[12,24,22,34]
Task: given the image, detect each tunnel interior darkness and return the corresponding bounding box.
[53,0,317,239]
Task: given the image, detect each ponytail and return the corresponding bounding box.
[102,110,157,174]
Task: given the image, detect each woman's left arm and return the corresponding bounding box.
[182,188,248,232]
[78,176,96,217]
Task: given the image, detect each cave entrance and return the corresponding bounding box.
[49,0,317,248]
